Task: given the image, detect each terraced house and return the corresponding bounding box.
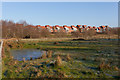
[31,25,110,33]
[10,23,110,34]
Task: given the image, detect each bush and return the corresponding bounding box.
[83,28,96,39]
[39,28,51,38]
[55,29,67,38]
[71,31,82,38]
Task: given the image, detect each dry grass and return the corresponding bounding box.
[55,55,62,66]
[36,70,41,77]
[66,54,71,61]
[99,62,111,70]
[114,66,119,71]
[14,60,18,65]
[41,52,47,59]
[47,50,52,58]
[23,57,26,62]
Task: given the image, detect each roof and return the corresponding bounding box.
[55,25,59,27]
[39,26,46,28]
[88,26,91,28]
[63,25,67,27]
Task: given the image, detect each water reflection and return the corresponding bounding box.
[10,49,47,61]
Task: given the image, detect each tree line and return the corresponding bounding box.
[0,20,119,39]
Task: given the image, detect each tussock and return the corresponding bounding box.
[47,50,52,58]
[23,57,26,62]
[41,52,47,59]
[66,54,71,61]
[55,55,62,66]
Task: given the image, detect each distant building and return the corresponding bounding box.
[29,24,110,33]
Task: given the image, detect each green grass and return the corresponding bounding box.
[2,38,120,78]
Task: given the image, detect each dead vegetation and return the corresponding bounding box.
[98,62,114,70]
[41,52,47,59]
[66,54,71,61]
[55,55,62,67]
[47,50,52,58]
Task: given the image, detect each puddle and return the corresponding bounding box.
[10,49,47,61]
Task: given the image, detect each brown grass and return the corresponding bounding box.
[66,54,71,61]
[114,66,119,71]
[99,62,105,70]
[47,50,52,58]
[99,62,111,70]
[41,52,47,59]
[36,70,41,77]
[23,57,26,62]
[55,55,62,66]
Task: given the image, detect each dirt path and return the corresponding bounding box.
[0,40,3,55]
[0,40,3,79]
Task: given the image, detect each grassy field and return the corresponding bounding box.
[2,38,120,78]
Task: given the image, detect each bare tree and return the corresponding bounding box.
[55,29,66,38]
[83,28,96,39]
[71,31,82,38]
[39,28,51,38]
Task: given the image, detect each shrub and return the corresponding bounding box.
[39,28,51,38]
[55,29,67,38]
[71,31,82,38]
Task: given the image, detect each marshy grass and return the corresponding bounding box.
[2,38,119,78]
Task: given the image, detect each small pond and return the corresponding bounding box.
[10,49,47,61]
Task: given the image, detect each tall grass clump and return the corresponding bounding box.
[66,54,71,61]
[55,55,62,67]
[98,62,111,70]
[23,57,26,62]
[47,50,52,58]
[42,52,47,59]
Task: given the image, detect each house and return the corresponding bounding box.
[71,25,78,32]
[27,24,109,33]
[63,25,72,33]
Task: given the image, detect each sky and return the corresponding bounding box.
[2,2,118,27]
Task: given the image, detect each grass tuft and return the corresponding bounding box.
[55,55,62,67]
[66,54,71,61]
